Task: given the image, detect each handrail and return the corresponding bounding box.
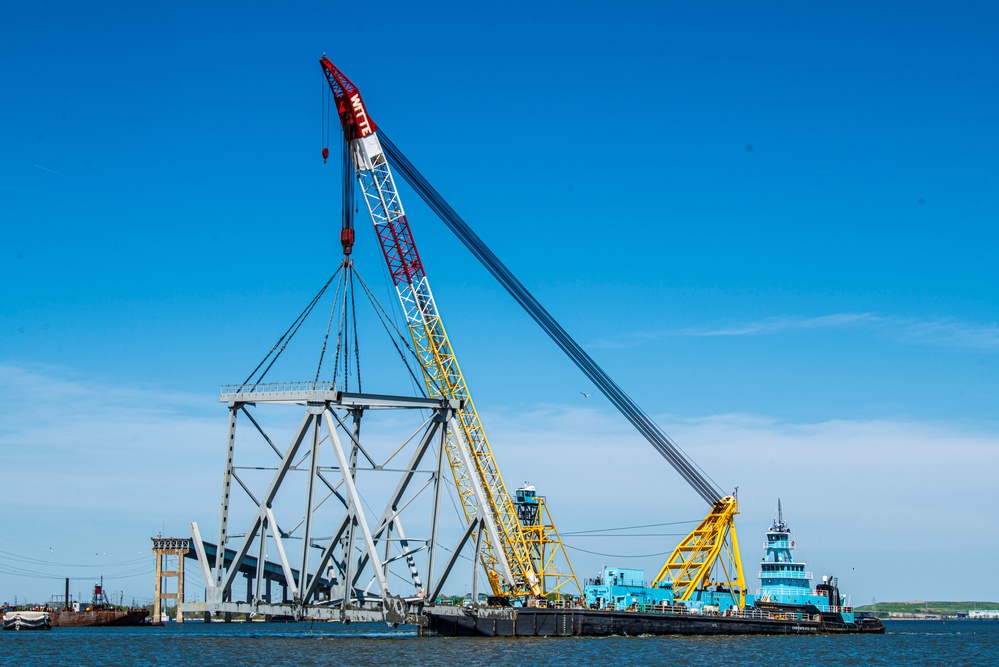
[220,380,336,396]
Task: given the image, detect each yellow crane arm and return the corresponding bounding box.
[652,496,747,608]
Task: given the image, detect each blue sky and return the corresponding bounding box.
[2,1,997,605]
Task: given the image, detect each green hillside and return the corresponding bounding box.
[855,601,999,615]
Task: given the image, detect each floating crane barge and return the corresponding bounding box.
[183,56,881,636]
[317,56,883,636]
[423,501,884,635]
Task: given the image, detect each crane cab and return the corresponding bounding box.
[514,482,540,525]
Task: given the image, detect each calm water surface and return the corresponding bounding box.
[1,619,995,666]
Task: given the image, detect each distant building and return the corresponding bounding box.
[968,610,999,619]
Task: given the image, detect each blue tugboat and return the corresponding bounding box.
[751,500,883,632]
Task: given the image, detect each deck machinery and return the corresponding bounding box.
[318,56,747,610]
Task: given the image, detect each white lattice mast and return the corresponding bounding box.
[320,56,544,596]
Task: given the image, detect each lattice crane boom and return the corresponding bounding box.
[320,56,543,596]
[319,56,743,608]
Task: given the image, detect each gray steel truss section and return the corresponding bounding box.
[220,383,451,410]
[220,411,314,597]
[188,389,496,624]
[322,409,390,596]
[211,407,239,601]
[429,517,479,602]
[190,522,213,586]
[348,415,441,587]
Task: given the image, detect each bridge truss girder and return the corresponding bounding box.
[183,385,513,624]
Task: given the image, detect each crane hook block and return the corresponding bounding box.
[340,228,355,255]
[322,147,330,163]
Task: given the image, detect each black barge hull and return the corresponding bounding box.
[423,607,844,637]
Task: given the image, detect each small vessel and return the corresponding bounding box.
[51,579,149,627]
[752,500,884,633]
[3,610,52,631]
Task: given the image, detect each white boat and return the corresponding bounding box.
[2,610,52,631]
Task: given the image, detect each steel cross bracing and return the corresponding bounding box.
[183,386,512,623]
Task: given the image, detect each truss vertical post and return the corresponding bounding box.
[212,407,239,601]
[425,414,447,598]
[221,412,315,597]
[300,410,322,598]
[255,518,267,604]
[471,524,484,604]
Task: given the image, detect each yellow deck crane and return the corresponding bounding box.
[320,57,580,599]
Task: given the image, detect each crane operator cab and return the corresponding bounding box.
[514,482,540,525]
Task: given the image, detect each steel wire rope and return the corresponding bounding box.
[562,544,673,559]
[560,533,690,538]
[0,560,153,581]
[2,537,149,557]
[338,137,416,397]
[343,154,439,401]
[96,565,156,580]
[381,137,698,480]
[379,132,724,505]
[342,271,352,391]
[352,269,427,395]
[240,270,340,391]
[560,519,699,536]
[313,268,342,387]
[0,550,148,568]
[321,75,333,156]
[0,566,67,580]
[341,128,354,249]
[330,267,350,389]
[350,267,362,392]
[0,564,150,580]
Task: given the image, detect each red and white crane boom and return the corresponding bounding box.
[320,56,552,597]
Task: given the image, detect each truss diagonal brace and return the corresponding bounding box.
[221,412,315,596]
[323,409,391,597]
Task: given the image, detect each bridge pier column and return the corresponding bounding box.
[151,537,191,624]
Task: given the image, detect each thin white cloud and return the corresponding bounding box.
[684,313,886,337]
[481,402,999,602]
[592,313,999,352]
[0,363,225,602]
[3,363,997,604]
[31,163,72,178]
